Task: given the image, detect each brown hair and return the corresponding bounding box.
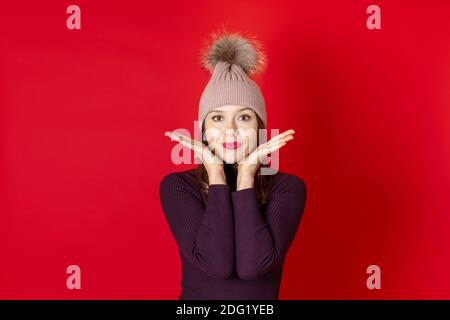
[192,113,277,208]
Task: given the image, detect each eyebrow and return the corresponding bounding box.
[211,107,252,113]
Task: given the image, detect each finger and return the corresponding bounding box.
[176,133,197,144]
[261,140,288,155]
[166,132,203,147]
[202,149,222,165]
[266,141,287,154]
[165,131,218,164]
[165,131,182,142]
[193,144,217,164]
[182,141,211,164]
[171,134,203,153]
[268,134,294,144]
[273,129,295,140]
[245,136,250,155]
[259,130,294,148]
[264,134,294,148]
[268,129,295,143]
[177,138,196,151]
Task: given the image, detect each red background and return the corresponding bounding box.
[1,0,449,299]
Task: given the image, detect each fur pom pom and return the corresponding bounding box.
[200,26,267,77]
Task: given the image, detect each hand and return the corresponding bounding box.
[164,131,224,178]
[237,129,295,176]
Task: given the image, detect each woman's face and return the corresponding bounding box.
[203,105,259,164]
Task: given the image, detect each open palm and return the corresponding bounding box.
[238,129,295,175]
[164,131,223,170]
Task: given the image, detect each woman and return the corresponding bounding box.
[159,29,307,300]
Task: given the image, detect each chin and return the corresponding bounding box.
[217,147,247,164]
[222,154,245,164]
[221,156,237,164]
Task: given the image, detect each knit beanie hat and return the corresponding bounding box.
[198,29,267,130]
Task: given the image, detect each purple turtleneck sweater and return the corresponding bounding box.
[159,166,307,300]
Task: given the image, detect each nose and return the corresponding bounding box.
[224,120,238,139]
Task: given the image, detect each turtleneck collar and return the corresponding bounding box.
[224,163,238,173]
[223,163,238,191]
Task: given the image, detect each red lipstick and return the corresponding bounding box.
[222,142,242,150]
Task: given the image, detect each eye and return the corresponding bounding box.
[212,115,224,122]
[238,114,251,121]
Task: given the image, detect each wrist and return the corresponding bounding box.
[238,169,256,178]
[237,172,255,190]
[208,170,226,185]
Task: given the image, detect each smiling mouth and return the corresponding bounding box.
[222,142,242,150]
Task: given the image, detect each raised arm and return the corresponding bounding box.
[159,173,235,279]
[231,174,307,280]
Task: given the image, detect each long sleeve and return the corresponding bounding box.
[231,175,307,280]
[159,173,235,279]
